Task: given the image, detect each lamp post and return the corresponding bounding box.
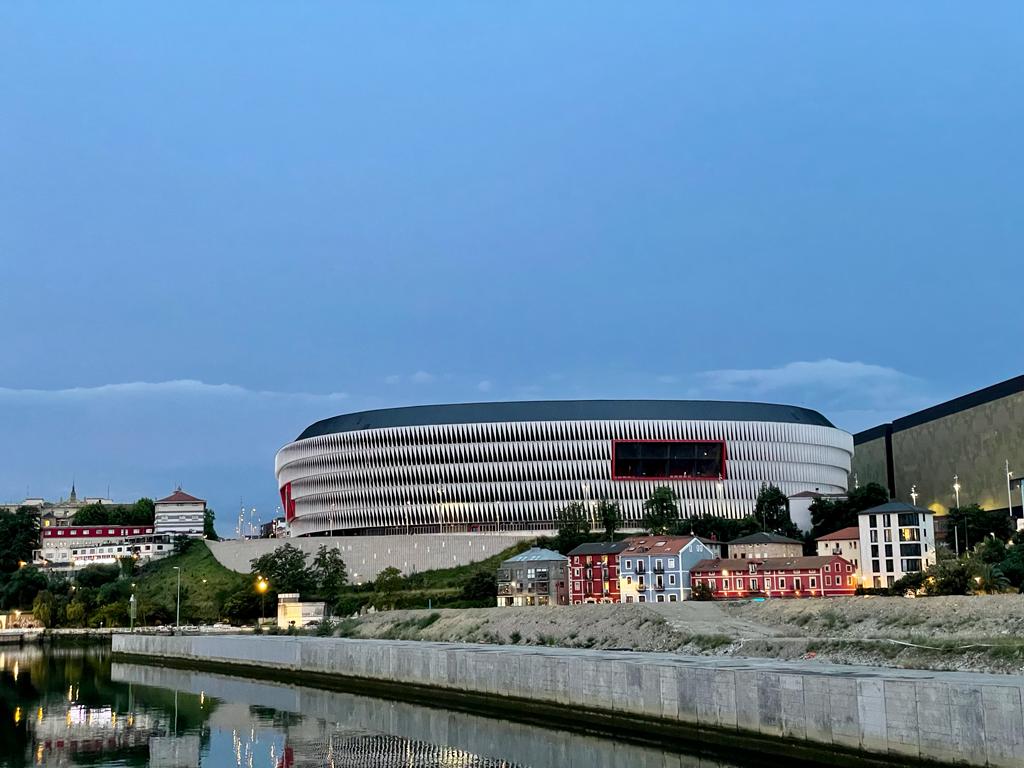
[910,485,918,506]
[129,594,136,633]
[1007,461,1015,518]
[173,566,181,633]
[256,577,269,628]
[953,475,961,510]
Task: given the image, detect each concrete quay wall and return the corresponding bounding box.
[112,634,1024,767]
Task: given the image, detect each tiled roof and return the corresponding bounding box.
[621,536,697,554]
[692,555,846,572]
[503,547,568,563]
[726,532,803,546]
[858,501,932,515]
[566,541,630,556]
[156,489,206,504]
[816,526,860,542]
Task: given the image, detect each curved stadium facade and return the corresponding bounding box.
[275,401,853,538]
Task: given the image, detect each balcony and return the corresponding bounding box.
[498,585,514,596]
[635,564,647,574]
[535,582,550,595]
[653,564,665,574]
[654,583,665,591]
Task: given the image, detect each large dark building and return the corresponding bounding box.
[276,400,852,537]
[852,376,1024,517]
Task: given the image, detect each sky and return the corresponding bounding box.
[1,3,1021,534]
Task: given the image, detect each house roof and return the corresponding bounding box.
[156,489,206,504]
[858,501,932,516]
[620,536,698,554]
[726,531,803,546]
[503,547,567,563]
[566,541,630,556]
[692,555,847,572]
[816,526,861,542]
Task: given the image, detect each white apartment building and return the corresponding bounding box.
[154,488,207,538]
[858,501,935,589]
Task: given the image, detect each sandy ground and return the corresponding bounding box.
[335,595,1024,674]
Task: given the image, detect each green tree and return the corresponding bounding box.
[72,502,110,526]
[0,566,49,610]
[461,570,497,601]
[66,601,87,627]
[131,498,156,524]
[947,504,1013,550]
[32,590,55,627]
[0,506,41,571]
[971,562,1011,594]
[809,482,890,538]
[310,545,348,599]
[373,566,404,610]
[755,483,794,534]
[681,513,760,542]
[76,563,120,589]
[642,486,679,535]
[250,543,315,596]
[204,508,219,540]
[554,502,592,553]
[595,499,623,541]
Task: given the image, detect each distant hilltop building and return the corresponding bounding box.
[154,488,207,538]
[1,484,126,528]
[275,400,853,537]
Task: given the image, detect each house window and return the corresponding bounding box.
[626,596,634,603]
[809,577,817,588]
[655,559,663,571]
[778,578,786,589]
[669,574,676,585]
[639,595,646,602]
[723,579,730,589]
[793,577,802,590]
[825,576,831,586]
[626,576,632,584]
[869,515,877,528]
[656,594,665,602]
[749,578,758,591]
[668,559,676,568]
[847,576,854,586]
[765,577,773,589]
[824,564,830,572]
[624,560,631,569]
[669,594,678,602]
[870,530,878,543]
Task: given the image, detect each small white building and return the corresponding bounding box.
[858,501,936,589]
[788,490,848,533]
[154,488,207,538]
[277,593,327,629]
[815,526,862,573]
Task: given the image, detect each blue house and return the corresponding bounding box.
[618,536,716,602]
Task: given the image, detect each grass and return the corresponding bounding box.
[403,541,534,590]
[686,634,734,651]
[133,541,249,624]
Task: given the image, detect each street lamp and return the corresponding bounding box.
[953,475,961,510]
[129,594,136,633]
[256,577,269,628]
[173,566,181,633]
[1007,461,1015,518]
[910,485,918,506]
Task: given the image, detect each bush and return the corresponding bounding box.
[691,582,715,601]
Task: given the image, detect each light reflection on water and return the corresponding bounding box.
[0,643,741,768]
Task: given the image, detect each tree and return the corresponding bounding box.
[971,563,1011,594]
[809,482,890,538]
[66,601,87,627]
[131,498,156,524]
[0,506,40,572]
[72,502,109,526]
[681,513,760,542]
[755,483,794,534]
[642,486,678,535]
[373,566,404,610]
[691,582,714,601]
[0,566,48,610]
[554,502,592,553]
[947,504,1013,550]
[310,545,348,599]
[596,499,623,541]
[32,590,55,628]
[461,570,497,602]
[250,543,315,596]
[204,508,219,541]
[76,563,120,589]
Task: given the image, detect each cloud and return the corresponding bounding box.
[411,371,435,384]
[0,379,349,402]
[477,379,493,393]
[684,359,935,431]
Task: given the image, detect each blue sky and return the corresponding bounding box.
[1,4,1021,533]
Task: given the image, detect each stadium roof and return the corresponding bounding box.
[296,400,835,440]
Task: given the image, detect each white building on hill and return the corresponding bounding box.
[154,488,206,538]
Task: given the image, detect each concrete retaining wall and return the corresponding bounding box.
[206,532,533,582]
[112,634,1024,766]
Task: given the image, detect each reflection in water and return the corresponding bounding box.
[0,643,742,768]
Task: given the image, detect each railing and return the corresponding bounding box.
[635,564,647,574]
[654,583,665,591]
[653,564,665,573]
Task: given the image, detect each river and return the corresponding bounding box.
[0,642,758,768]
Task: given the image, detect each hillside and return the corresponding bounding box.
[133,541,249,624]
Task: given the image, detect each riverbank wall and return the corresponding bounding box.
[112,633,1024,767]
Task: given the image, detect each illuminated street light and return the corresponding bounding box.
[910,485,918,506]
[256,577,269,628]
[953,475,961,510]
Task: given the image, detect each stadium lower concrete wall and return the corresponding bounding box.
[113,634,1024,766]
[205,533,534,583]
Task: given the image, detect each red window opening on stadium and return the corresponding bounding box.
[611,440,726,480]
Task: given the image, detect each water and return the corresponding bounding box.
[0,643,757,768]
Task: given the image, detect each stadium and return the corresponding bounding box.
[275,400,853,538]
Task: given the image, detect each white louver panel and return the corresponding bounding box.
[275,419,853,537]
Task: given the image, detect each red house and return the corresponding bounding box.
[567,541,629,604]
[691,554,857,599]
